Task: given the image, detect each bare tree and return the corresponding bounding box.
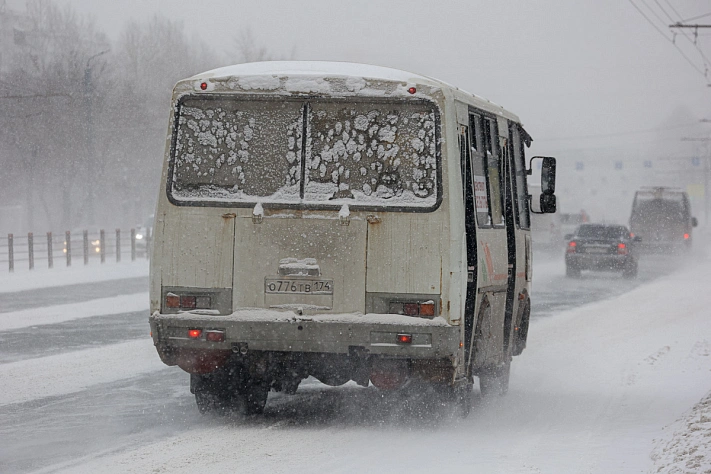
[233,28,279,63]
[0,0,111,231]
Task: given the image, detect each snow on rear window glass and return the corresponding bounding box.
[304,101,437,206]
[170,97,439,209]
[171,98,303,202]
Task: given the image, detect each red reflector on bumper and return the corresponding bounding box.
[397,334,413,344]
[188,329,202,339]
[206,330,225,342]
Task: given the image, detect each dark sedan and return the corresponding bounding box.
[565,224,640,278]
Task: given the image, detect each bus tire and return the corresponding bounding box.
[236,381,270,415]
[192,376,230,414]
[479,361,510,398]
[512,298,530,357]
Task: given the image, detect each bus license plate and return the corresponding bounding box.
[265,279,334,295]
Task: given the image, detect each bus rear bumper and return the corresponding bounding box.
[149,310,460,362]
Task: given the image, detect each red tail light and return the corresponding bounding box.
[165,293,180,308]
[164,293,212,311]
[180,296,197,309]
[397,334,413,344]
[567,241,577,253]
[617,243,628,255]
[683,233,690,240]
[188,329,202,339]
[389,301,436,318]
[419,301,435,317]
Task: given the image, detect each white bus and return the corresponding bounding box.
[149,62,557,415]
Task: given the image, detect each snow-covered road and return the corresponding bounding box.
[0,251,709,473]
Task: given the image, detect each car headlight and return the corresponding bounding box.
[136,234,144,240]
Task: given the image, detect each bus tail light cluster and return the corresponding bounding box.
[617,243,628,255]
[186,328,225,342]
[388,301,435,318]
[566,241,577,253]
[165,292,212,311]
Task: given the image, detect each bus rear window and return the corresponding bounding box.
[170,97,440,210]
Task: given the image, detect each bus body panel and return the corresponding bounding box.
[159,207,235,289]
[365,210,444,296]
[233,213,367,313]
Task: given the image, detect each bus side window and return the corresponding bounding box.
[469,113,491,227]
[511,125,530,229]
[484,117,504,226]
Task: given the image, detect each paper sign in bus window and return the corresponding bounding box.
[474,175,489,213]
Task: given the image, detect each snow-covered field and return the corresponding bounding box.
[0,249,709,473]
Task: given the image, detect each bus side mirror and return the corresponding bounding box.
[529,156,557,214]
[540,157,556,194]
[692,217,698,227]
[540,193,556,214]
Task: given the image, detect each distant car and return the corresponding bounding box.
[565,224,640,278]
[134,214,154,257]
[63,229,101,257]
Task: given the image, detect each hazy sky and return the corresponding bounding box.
[20,0,711,221]
[39,0,709,158]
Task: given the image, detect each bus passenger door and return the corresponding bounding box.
[469,113,510,370]
[507,123,533,356]
[500,129,517,355]
[459,125,478,367]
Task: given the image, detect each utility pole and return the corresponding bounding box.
[681,136,711,226]
[84,49,109,225]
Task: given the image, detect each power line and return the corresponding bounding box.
[662,0,684,21]
[662,0,711,73]
[681,11,711,22]
[627,0,708,77]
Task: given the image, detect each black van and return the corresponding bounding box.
[629,187,697,252]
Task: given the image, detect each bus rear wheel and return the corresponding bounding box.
[192,375,231,414]
[236,381,269,415]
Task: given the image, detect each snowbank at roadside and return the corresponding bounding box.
[651,390,711,473]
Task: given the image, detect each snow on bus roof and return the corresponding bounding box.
[189,61,508,111]
[185,61,520,125]
[192,61,440,85]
